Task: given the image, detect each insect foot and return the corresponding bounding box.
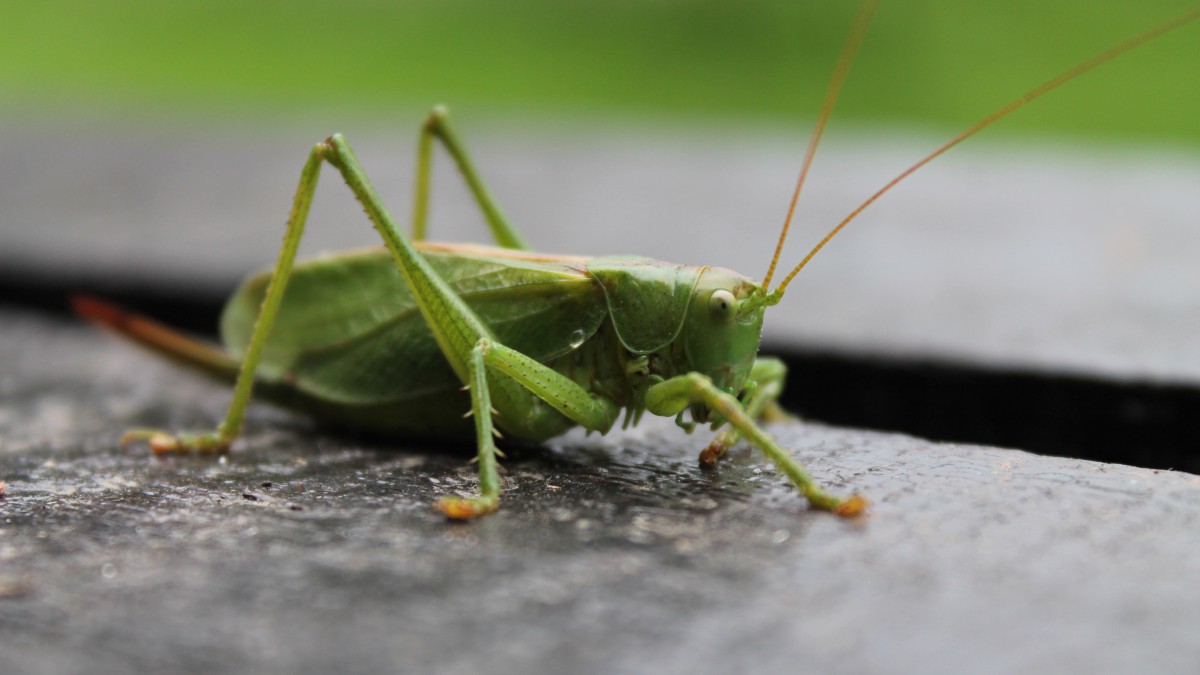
[434,495,500,520]
[834,495,868,518]
[698,439,727,468]
[121,429,231,455]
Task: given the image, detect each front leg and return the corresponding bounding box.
[699,356,789,467]
[646,372,865,517]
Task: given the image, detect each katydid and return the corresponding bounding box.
[75,3,1200,519]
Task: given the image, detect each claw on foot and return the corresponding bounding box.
[834,495,868,518]
[120,429,230,455]
[698,440,726,468]
[434,495,499,520]
[147,433,183,455]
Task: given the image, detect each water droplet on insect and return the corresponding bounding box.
[568,328,586,349]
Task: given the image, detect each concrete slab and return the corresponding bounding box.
[2,308,1199,674]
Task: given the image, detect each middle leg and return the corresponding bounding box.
[435,338,622,518]
[646,371,864,517]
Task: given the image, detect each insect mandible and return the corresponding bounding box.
[75,2,1200,519]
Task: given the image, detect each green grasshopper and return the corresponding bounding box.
[76,3,1199,519]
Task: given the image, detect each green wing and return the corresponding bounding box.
[221,247,606,406]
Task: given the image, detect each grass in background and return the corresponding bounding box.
[3,0,1198,144]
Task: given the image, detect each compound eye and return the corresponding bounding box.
[709,289,736,322]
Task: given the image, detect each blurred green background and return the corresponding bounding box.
[4,0,1198,144]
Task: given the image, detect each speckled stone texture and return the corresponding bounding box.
[2,308,1199,675]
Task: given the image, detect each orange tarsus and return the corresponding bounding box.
[148,434,182,455]
[836,495,868,518]
[698,439,726,468]
[435,497,492,520]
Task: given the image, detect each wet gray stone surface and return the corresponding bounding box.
[2,120,1200,673]
[3,309,1200,674]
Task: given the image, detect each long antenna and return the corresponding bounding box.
[761,0,879,290]
[768,5,1200,300]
